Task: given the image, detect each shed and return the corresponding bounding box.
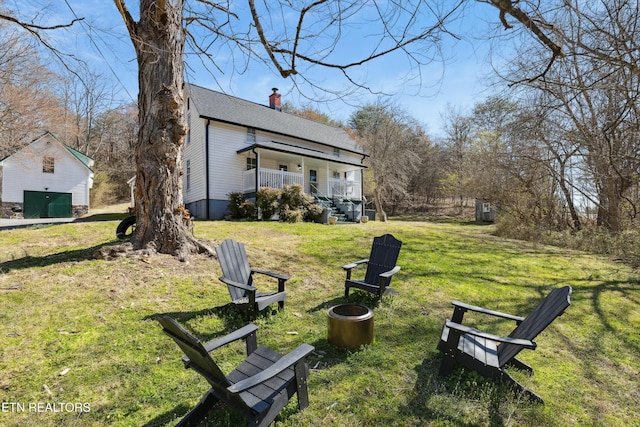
[475,199,497,223]
[0,132,94,218]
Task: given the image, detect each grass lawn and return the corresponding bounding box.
[0,216,638,426]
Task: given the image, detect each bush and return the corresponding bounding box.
[280,206,304,223]
[257,187,281,220]
[280,184,307,210]
[227,192,256,219]
[281,184,324,223]
[304,202,324,222]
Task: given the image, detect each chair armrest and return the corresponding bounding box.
[445,320,536,349]
[251,269,290,281]
[380,266,401,278]
[181,324,259,364]
[342,259,369,270]
[202,323,259,352]
[451,300,525,323]
[219,276,256,292]
[227,343,315,393]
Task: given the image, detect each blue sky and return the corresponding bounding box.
[15,1,509,137]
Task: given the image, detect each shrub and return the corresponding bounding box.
[227,192,256,219]
[281,184,324,223]
[257,187,281,220]
[304,202,324,222]
[280,206,304,223]
[280,184,307,210]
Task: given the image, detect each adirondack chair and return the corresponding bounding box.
[437,286,572,403]
[342,234,402,299]
[156,315,314,427]
[215,239,289,320]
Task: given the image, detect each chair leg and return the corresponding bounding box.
[500,371,544,404]
[294,361,310,410]
[506,357,534,375]
[438,353,456,376]
[175,389,219,427]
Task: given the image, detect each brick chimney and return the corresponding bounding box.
[268,88,282,111]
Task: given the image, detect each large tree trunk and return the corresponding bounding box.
[115,0,210,260]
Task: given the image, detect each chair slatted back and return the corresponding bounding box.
[216,239,253,301]
[363,234,402,285]
[497,286,572,366]
[157,316,230,386]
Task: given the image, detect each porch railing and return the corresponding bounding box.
[243,168,304,192]
[242,168,361,200]
[329,177,361,200]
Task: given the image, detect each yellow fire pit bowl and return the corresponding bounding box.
[327,304,374,348]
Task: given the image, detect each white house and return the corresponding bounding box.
[183,84,367,220]
[0,132,94,219]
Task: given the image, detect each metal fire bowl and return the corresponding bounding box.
[327,304,374,349]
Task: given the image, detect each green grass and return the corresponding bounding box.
[1,219,638,426]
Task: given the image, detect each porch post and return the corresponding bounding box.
[253,148,260,192]
[300,158,305,193]
[325,163,330,197]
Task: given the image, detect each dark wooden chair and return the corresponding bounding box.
[215,239,288,320]
[157,315,314,427]
[342,233,402,299]
[437,286,572,403]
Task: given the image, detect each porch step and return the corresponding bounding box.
[313,196,352,223]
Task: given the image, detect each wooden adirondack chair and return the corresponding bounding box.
[157,316,314,427]
[437,286,572,403]
[342,234,402,299]
[215,239,288,320]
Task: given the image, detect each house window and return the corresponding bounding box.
[43,156,55,173]
[247,128,256,142]
[279,164,288,171]
[186,159,191,191]
[186,113,191,145]
[333,171,340,179]
[246,157,256,170]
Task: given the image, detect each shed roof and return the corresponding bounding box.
[186,84,365,156]
[0,131,94,173]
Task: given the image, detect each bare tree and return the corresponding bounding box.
[504,0,640,233]
[0,25,66,157]
[440,105,473,214]
[349,102,424,221]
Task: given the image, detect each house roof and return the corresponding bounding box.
[238,141,366,168]
[186,84,365,156]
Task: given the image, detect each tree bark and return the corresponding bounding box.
[115,0,211,260]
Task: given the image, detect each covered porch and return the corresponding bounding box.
[239,141,364,201]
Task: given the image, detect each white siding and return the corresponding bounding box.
[182,107,207,204]
[208,122,251,199]
[1,139,92,205]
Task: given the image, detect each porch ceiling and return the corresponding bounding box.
[238,141,366,169]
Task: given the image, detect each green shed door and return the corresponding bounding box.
[23,191,72,218]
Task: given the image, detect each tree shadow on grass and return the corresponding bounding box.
[140,403,192,427]
[306,292,383,314]
[146,301,289,342]
[0,241,115,273]
[405,354,516,427]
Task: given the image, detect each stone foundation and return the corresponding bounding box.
[1,202,89,219]
[2,202,24,219]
